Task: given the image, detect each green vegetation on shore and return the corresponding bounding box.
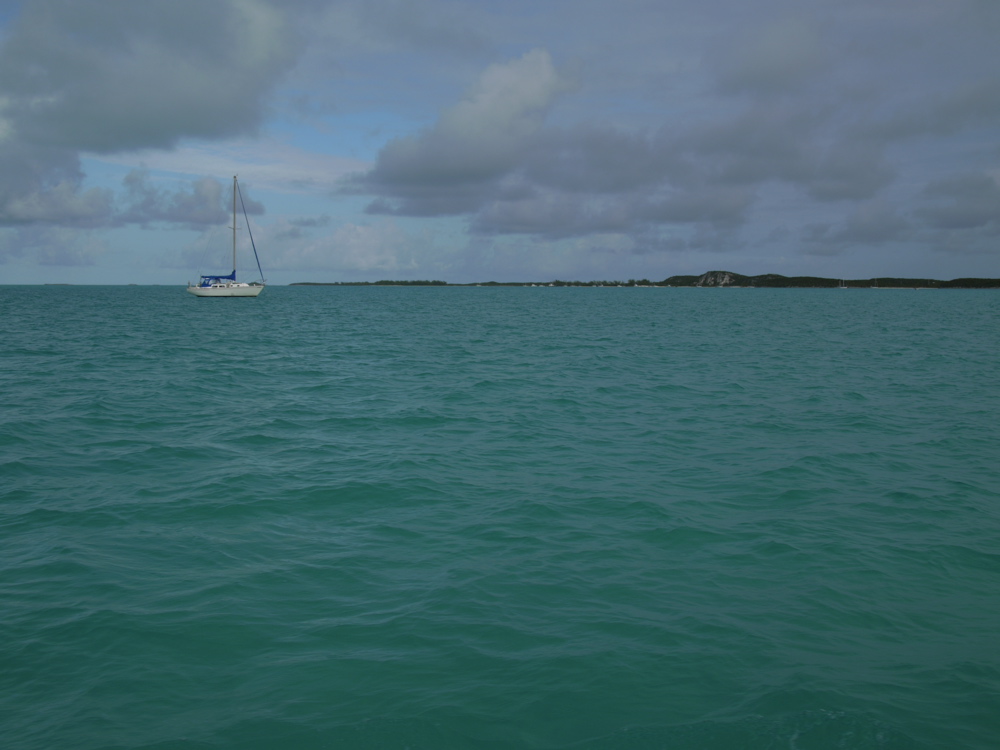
[291,271,1000,288]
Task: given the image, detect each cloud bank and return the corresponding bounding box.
[0,0,294,229]
[0,0,998,281]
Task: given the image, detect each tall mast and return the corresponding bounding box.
[232,175,238,274]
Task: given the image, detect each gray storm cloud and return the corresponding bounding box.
[0,0,998,277]
[0,0,296,229]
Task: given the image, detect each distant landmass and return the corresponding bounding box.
[659,271,1000,288]
[291,271,1000,288]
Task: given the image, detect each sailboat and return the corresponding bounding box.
[187,176,265,297]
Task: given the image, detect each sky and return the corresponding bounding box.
[1,0,999,285]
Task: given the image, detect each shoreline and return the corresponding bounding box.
[289,270,1000,289]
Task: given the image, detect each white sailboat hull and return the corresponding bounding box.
[187,283,264,297]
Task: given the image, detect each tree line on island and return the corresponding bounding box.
[291,271,1000,288]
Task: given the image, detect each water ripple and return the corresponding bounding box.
[2,286,999,749]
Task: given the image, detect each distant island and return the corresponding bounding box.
[291,271,1000,288]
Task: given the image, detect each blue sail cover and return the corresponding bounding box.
[198,271,236,286]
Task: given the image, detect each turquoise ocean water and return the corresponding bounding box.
[2,285,998,749]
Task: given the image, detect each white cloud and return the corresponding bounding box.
[1,180,111,226]
[88,138,370,195]
[269,219,417,273]
[356,48,568,210]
